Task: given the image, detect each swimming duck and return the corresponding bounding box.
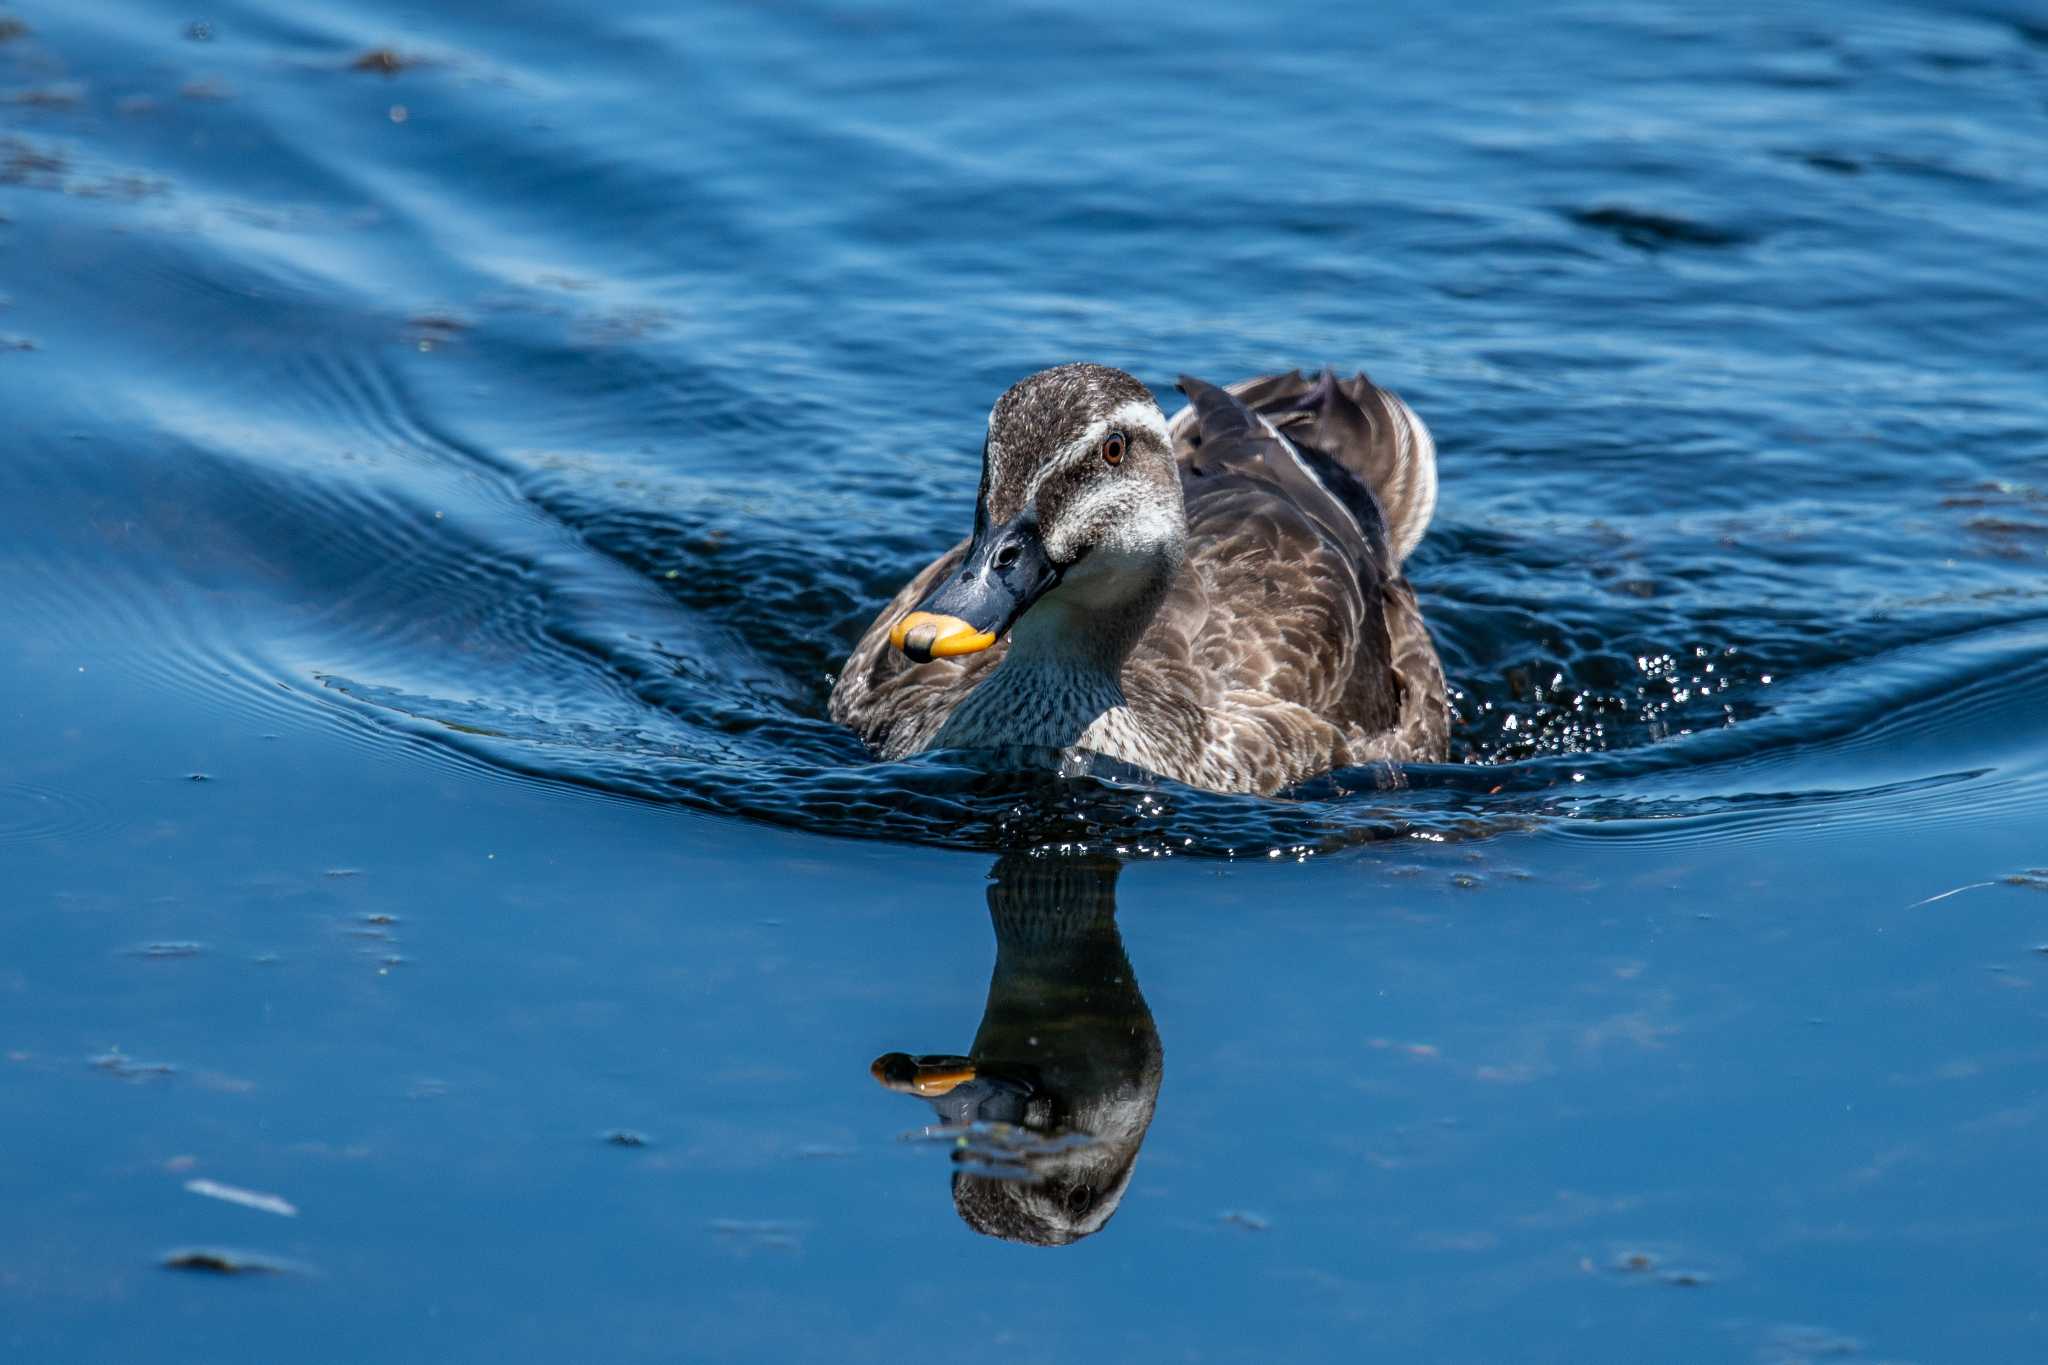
[830,363,1448,793]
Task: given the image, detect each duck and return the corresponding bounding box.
[830,363,1448,794]
[868,852,1159,1247]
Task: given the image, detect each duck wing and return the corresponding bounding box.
[1148,374,1445,774]
[1169,369,1437,566]
[1148,378,1391,743]
[1173,375,1392,579]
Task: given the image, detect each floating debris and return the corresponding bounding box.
[161,1246,300,1276]
[131,941,203,959]
[1761,1325,1862,1361]
[708,1219,803,1253]
[192,1070,256,1094]
[351,48,421,76]
[8,84,85,110]
[1368,1038,1441,1059]
[1219,1210,1270,1232]
[90,1048,174,1080]
[0,18,26,44]
[1609,1249,1709,1287]
[185,1178,298,1218]
[601,1129,650,1148]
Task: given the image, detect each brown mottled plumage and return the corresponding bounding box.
[830,364,1449,793]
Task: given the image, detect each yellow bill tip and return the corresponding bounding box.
[890,611,997,662]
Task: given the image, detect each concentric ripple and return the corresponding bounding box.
[0,782,113,846]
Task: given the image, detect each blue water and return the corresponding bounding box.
[4,0,2046,1358]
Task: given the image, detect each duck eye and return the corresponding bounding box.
[1101,430,1127,466]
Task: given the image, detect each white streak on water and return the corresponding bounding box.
[185,1178,299,1218]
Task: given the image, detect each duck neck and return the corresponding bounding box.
[937,564,1172,751]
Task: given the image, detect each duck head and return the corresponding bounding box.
[891,364,1186,664]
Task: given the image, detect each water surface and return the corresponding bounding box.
[3,0,2046,1360]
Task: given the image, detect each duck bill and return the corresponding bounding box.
[889,517,1058,664]
[870,1052,978,1097]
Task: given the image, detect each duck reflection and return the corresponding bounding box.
[871,853,1162,1247]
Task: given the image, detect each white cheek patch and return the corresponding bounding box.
[1047,480,1181,562]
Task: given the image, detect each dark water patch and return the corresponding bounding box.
[1780,149,1866,176]
[1564,205,1753,251]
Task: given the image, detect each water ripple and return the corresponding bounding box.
[5,0,2043,860]
[0,782,113,846]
